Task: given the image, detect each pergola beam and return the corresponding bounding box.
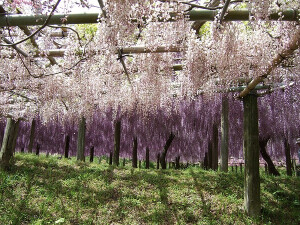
[32,46,182,57]
[0,10,298,27]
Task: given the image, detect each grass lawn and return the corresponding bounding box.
[0,153,299,224]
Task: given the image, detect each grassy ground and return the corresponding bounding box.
[0,154,299,225]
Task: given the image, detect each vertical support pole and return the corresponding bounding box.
[208,141,212,169]
[175,156,180,169]
[212,123,219,171]
[132,137,137,168]
[284,138,292,176]
[145,147,150,169]
[157,153,160,169]
[109,152,113,165]
[77,116,86,161]
[90,146,94,163]
[0,118,19,170]
[21,147,24,153]
[113,120,121,166]
[64,135,70,158]
[243,93,260,217]
[11,120,20,154]
[28,119,36,153]
[122,158,126,167]
[203,152,208,170]
[221,96,229,172]
[36,143,40,156]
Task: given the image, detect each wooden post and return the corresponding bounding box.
[157,153,160,169]
[64,135,70,158]
[203,152,208,170]
[235,165,238,173]
[264,163,268,174]
[240,163,243,173]
[21,147,24,153]
[292,159,297,176]
[284,138,292,176]
[139,160,141,168]
[28,119,36,153]
[36,143,40,156]
[0,118,20,170]
[11,121,20,154]
[221,96,229,172]
[175,156,180,170]
[109,152,113,165]
[208,141,213,169]
[113,120,121,166]
[243,93,260,217]
[90,146,94,163]
[76,117,86,161]
[145,147,150,169]
[212,123,218,171]
[160,132,175,169]
[123,158,126,167]
[132,137,137,168]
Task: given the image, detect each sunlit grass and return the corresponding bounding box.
[0,153,299,224]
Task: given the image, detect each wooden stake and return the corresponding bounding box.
[90,146,94,163]
[145,147,150,169]
[28,119,36,153]
[132,137,138,168]
[76,116,86,161]
[64,135,70,158]
[113,120,121,166]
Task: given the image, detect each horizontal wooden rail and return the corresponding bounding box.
[0,10,299,27]
[32,46,182,57]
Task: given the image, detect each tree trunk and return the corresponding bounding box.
[145,147,150,169]
[0,118,20,170]
[132,137,137,168]
[284,138,292,176]
[28,119,36,153]
[157,153,160,169]
[76,117,86,161]
[64,135,70,158]
[212,123,219,171]
[90,146,94,163]
[243,93,261,217]
[221,96,229,172]
[36,143,40,156]
[122,158,126,167]
[160,132,175,169]
[21,147,24,153]
[113,120,121,166]
[259,137,280,176]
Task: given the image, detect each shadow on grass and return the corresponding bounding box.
[1,154,299,224]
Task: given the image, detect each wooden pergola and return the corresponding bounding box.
[1,4,299,217]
